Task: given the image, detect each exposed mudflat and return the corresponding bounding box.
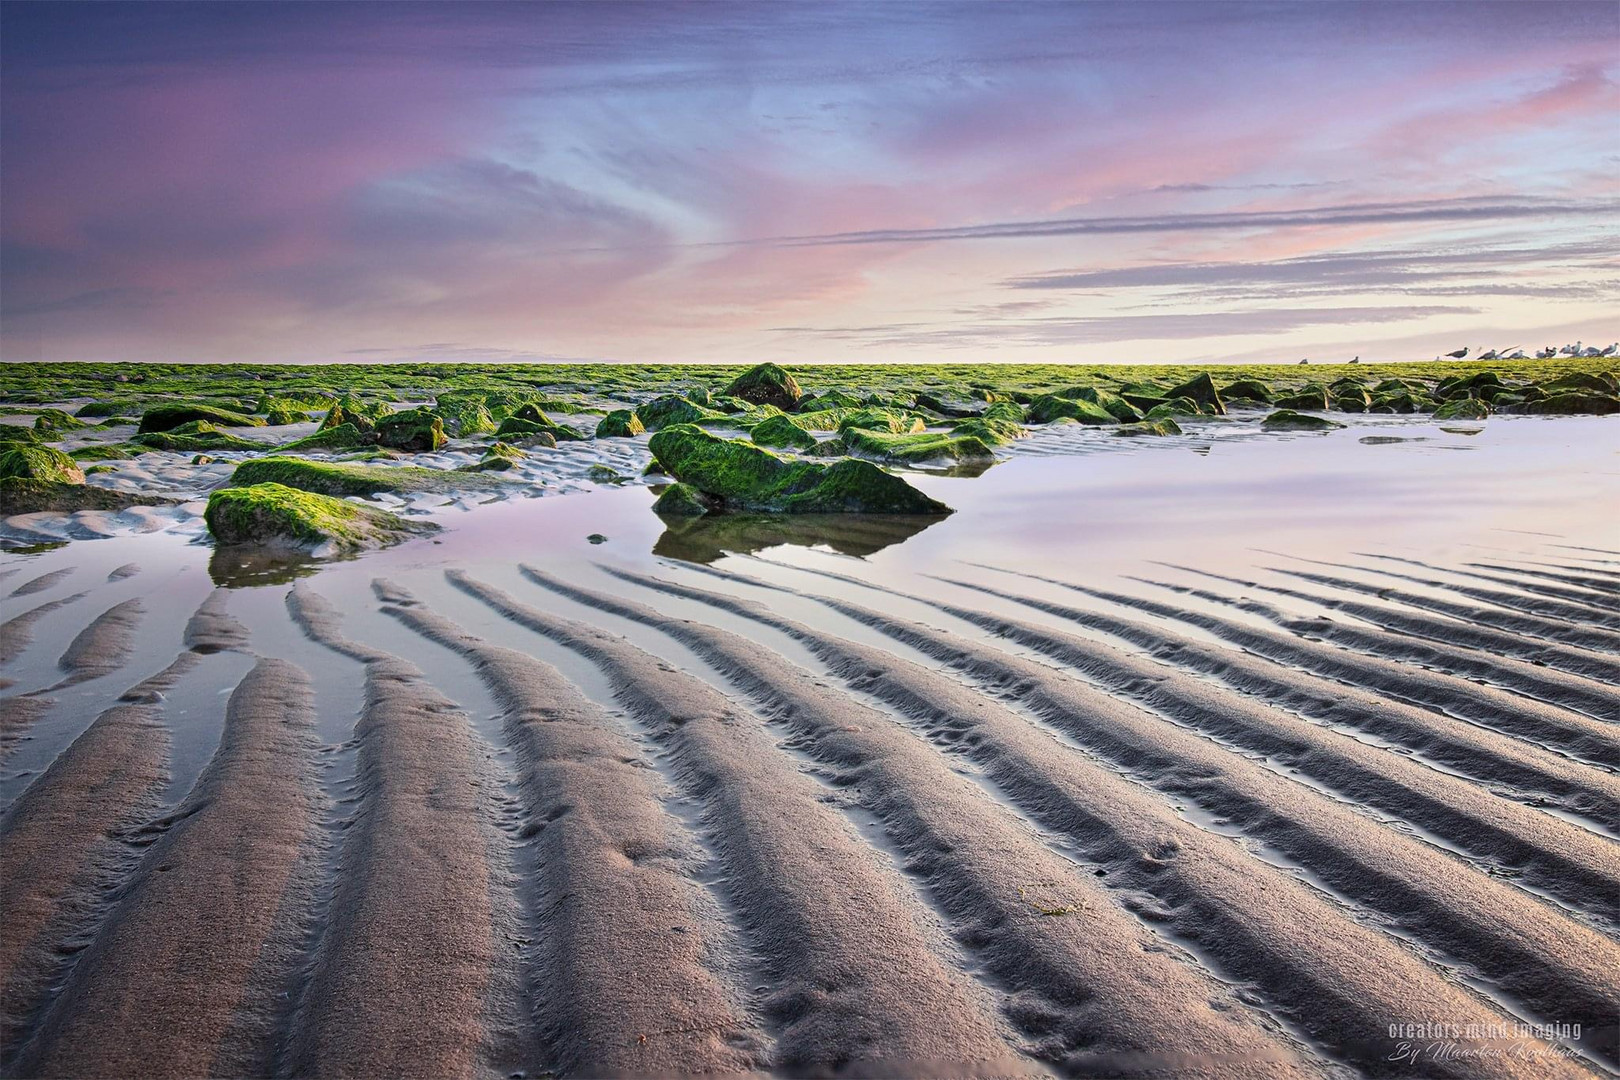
[1,412,1616,1077]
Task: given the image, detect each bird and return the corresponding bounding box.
[1583,345,1603,357]
[1600,343,1618,357]
[1536,347,1555,358]
[1349,356,1360,364]
[1444,347,1469,359]
[1560,342,1582,356]
[1478,349,1499,361]
[1297,358,1310,364]
[1505,350,1526,359]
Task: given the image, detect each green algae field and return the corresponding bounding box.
[2,358,1618,1078]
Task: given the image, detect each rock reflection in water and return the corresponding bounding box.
[207,544,325,587]
[652,512,946,564]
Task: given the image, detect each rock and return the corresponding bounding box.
[507,429,559,449]
[723,362,802,411]
[652,482,712,517]
[0,479,174,515]
[1432,398,1492,420]
[463,442,525,472]
[1144,397,1205,420]
[430,392,500,436]
[0,425,41,445]
[1163,372,1226,415]
[134,420,264,452]
[648,423,950,514]
[138,403,265,433]
[840,426,995,464]
[319,397,392,434]
[69,444,132,461]
[1512,392,1620,416]
[1053,387,1143,422]
[633,395,727,431]
[834,408,924,435]
[1112,418,1183,437]
[1261,410,1345,430]
[205,482,434,553]
[32,408,88,433]
[587,464,625,484]
[1272,386,1330,411]
[751,414,818,451]
[264,407,310,426]
[229,456,505,496]
[1027,394,1116,425]
[191,454,217,465]
[1534,372,1616,396]
[374,407,447,452]
[1370,391,1423,414]
[1334,388,1372,412]
[587,533,608,544]
[0,444,85,485]
[798,389,862,412]
[275,423,372,454]
[595,410,646,438]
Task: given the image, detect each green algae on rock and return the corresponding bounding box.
[229,456,505,497]
[374,407,447,452]
[634,395,727,431]
[205,482,434,553]
[839,426,995,465]
[723,362,803,411]
[1163,372,1226,416]
[138,403,266,434]
[1027,394,1117,425]
[0,444,86,485]
[1511,392,1620,415]
[1261,409,1346,431]
[1112,417,1184,437]
[133,420,265,453]
[1272,385,1331,411]
[275,423,372,454]
[1432,398,1493,421]
[649,423,949,514]
[750,414,818,451]
[595,410,645,438]
[652,481,712,517]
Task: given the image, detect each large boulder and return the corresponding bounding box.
[723,363,802,411]
[1163,372,1226,416]
[649,424,949,514]
[138,402,265,434]
[1027,394,1116,425]
[839,426,995,464]
[205,482,434,553]
[633,395,725,431]
[1054,387,1142,422]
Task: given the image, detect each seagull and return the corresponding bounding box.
[1298,358,1310,364]
[1349,356,1360,364]
[1505,350,1526,359]
[1600,343,1618,357]
[1479,349,1499,361]
[1444,347,1469,359]
[1536,347,1556,358]
[1583,345,1603,357]
[1561,342,1582,356]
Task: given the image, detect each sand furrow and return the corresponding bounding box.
[105,564,140,582]
[1190,570,1620,683]
[1276,568,1620,652]
[8,569,74,599]
[285,587,506,1080]
[1351,561,1620,630]
[0,593,87,668]
[183,590,252,654]
[610,565,1620,1065]
[0,656,192,1061]
[12,658,322,1079]
[48,597,144,690]
[1140,577,1620,724]
[945,577,1620,813]
[448,569,1038,1078]
[533,568,1595,1078]
[878,591,1620,928]
[1364,556,1620,613]
[379,593,767,1077]
[0,696,52,764]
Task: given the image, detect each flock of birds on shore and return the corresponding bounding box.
[1290,342,1617,364]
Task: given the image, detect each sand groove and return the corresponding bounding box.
[942,577,1620,815]
[531,567,1596,1078]
[0,593,87,668]
[11,658,322,1079]
[1361,556,1620,615]
[447,569,1043,1078]
[46,597,144,690]
[1139,577,1620,724]
[285,586,507,1080]
[605,565,1620,1064]
[379,591,769,1077]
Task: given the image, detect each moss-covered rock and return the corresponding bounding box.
[133,421,264,453]
[840,426,995,464]
[751,414,818,451]
[319,397,392,434]
[1144,397,1205,420]
[33,408,89,434]
[0,443,85,485]
[1272,385,1330,411]
[649,424,949,514]
[69,443,132,461]
[374,407,447,452]
[948,403,1025,447]
[1053,387,1142,422]
[228,456,503,496]
[1261,409,1345,430]
[798,389,863,412]
[653,482,712,517]
[1333,388,1372,412]
[138,403,265,434]
[634,395,727,431]
[275,423,372,454]
[1536,372,1617,396]
[1163,372,1226,416]
[463,441,525,472]
[0,425,41,445]
[506,429,559,449]
[1370,391,1423,414]
[74,400,138,419]
[1027,394,1116,425]
[1512,392,1620,415]
[0,479,173,515]
[205,482,434,553]
[430,392,501,436]
[1112,418,1183,437]
[595,409,645,438]
[1432,397,1492,420]
[723,362,802,411]
[586,464,625,484]
[264,406,311,426]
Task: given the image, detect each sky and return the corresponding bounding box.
[2,1,1616,366]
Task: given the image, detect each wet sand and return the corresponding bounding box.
[0,412,1616,1076]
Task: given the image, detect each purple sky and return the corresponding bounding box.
[3,1,1616,365]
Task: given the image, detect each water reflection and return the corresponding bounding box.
[208,544,325,587]
[652,512,946,564]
